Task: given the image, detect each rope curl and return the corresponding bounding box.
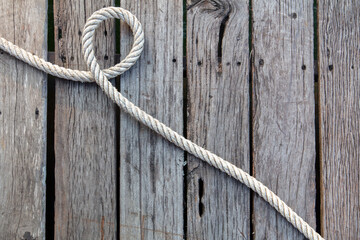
[0,7,323,240]
[0,7,143,82]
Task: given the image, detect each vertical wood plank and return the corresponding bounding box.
[53,1,116,239]
[118,1,184,239]
[318,1,360,239]
[186,0,251,239]
[252,1,316,239]
[0,1,47,239]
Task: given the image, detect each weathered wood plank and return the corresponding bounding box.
[252,1,317,239]
[53,1,116,239]
[186,0,251,239]
[0,1,47,239]
[318,1,360,239]
[118,1,184,239]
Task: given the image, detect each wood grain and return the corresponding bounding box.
[53,0,117,239]
[0,1,47,239]
[118,1,184,239]
[318,1,360,239]
[252,1,317,239]
[186,0,251,239]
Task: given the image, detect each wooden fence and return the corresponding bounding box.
[0,0,359,239]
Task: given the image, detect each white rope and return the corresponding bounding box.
[0,7,324,240]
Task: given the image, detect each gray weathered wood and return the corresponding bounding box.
[252,1,317,239]
[186,0,251,239]
[118,0,184,239]
[53,0,117,239]
[318,1,360,239]
[0,0,47,239]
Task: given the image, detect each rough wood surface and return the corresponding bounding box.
[0,1,47,239]
[119,0,184,240]
[53,0,117,239]
[252,1,317,239]
[118,1,184,239]
[318,1,360,239]
[186,0,251,239]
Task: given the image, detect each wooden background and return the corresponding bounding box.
[0,0,359,239]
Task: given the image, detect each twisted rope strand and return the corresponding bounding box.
[0,7,324,240]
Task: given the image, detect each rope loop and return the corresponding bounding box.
[0,7,144,82]
[82,7,144,82]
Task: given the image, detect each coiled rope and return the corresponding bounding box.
[0,7,323,240]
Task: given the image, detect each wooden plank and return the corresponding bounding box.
[118,1,184,239]
[252,1,317,239]
[318,1,360,239]
[53,1,116,239]
[0,1,47,239]
[186,1,251,239]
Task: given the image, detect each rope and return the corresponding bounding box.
[0,7,324,240]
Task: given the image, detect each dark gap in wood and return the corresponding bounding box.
[114,1,120,239]
[217,11,230,65]
[183,0,188,238]
[58,28,62,40]
[45,75,55,240]
[47,0,55,52]
[115,0,120,55]
[45,0,55,238]
[35,107,40,119]
[115,76,120,240]
[313,0,322,235]
[314,71,321,235]
[183,57,187,73]
[115,54,121,63]
[198,178,205,217]
[248,0,255,239]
